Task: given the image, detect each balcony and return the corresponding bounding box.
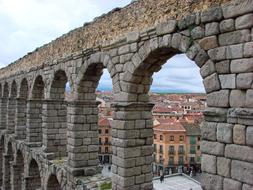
[168,151,175,155]
[178,150,185,155]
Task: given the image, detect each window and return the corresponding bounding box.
[105,137,109,144]
[154,144,157,152]
[105,147,109,153]
[99,138,102,145]
[169,156,174,165]
[179,156,184,165]
[169,146,174,154]
[197,145,200,150]
[99,147,101,153]
[159,155,163,164]
[179,145,184,154]
[190,136,196,144]
[105,129,109,134]
[190,146,196,154]
[190,157,195,164]
[160,135,163,141]
[99,129,102,134]
[180,135,184,141]
[198,136,201,141]
[159,145,163,154]
[154,134,157,139]
[170,136,174,141]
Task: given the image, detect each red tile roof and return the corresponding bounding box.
[154,121,186,132]
[98,117,111,127]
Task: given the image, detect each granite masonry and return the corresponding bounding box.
[0,0,253,189]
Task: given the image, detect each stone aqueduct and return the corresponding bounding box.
[0,0,253,189]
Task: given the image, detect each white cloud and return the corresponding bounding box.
[0,0,131,67]
[0,0,205,93]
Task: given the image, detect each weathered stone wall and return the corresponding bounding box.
[0,0,230,79]
[0,0,253,189]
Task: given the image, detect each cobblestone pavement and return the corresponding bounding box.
[153,175,202,190]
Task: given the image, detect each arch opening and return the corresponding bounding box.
[27,159,41,189]
[27,75,44,144]
[47,174,61,190]
[3,142,14,190]
[13,150,25,190]
[67,61,112,174]
[0,137,4,185]
[43,70,69,157]
[0,83,9,130]
[112,44,207,189]
[7,81,18,133]
[16,78,29,139]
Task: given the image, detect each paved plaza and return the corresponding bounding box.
[153,175,202,190]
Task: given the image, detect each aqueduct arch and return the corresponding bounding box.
[0,0,252,189]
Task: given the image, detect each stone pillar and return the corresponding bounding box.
[0,97,8,130]
[42,99,67,159]
[11,163,23,190]
[0,141,3,186]
[7,97,16,134]
[111,102,154,190]
[3,154,13,190]
[15,98,27,140]
[67,100,99,176]
[26,99,43,146]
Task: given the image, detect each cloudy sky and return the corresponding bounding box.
[0,0,205,93]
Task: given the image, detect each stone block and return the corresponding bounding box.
[226,44,243,59]
[201,140,225,156]
[201,6,223,23]
[201,122,217,141]
[156,20,177,35]
[171,33,182,49]
[246,126,253,146]
[179,36,191,52]
[219,30,250,46]
[217,157,231,177]
[220,19,235,33]
[200,60,216,78]
[217,123,233,143]
[203,73,221,93]
[191,26,204,39]
[235,14,253,30]
[194,49,209,67]
[233,124,246,145]
[231,160,253,185]
[201,154,217,174]
[230,90,246,108]
[246,90,253,108]
[208,47,226,61]
[225,144,253,162]
[223,178,242,190]
[199,36,218,50]
[118,45,130,55]
[178,14,195,30]
[215,60,230,74]
[222,0,253,19]
[244,42,253,57]
[127,31,140,43]
[231,58,253,73]
[201,172,223,190]
[219,74,236,89]
[243,184,253,190]
[205,22,220,36]
[237,73,253,89]
[207,90,230,108]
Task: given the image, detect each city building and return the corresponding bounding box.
[153,120,187,175]
[98,117,112,164]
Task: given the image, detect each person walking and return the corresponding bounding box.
[160,173,164,183]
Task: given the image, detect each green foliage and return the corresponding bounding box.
[100,181,112,190]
